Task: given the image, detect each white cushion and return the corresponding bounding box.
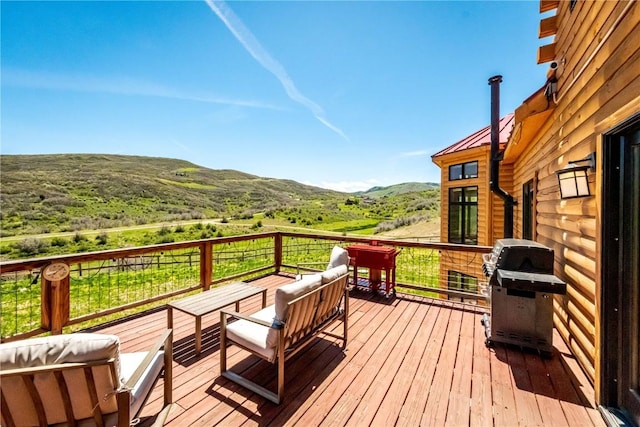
[321,264,348,284]
[120,350,165,417]
[0,333,122,425]
[327,246,349,269]
[275,274,322,322]
[226,305,278,362]
[0,333,120,375]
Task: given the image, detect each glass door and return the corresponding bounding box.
[620,127,640,424]
[602,117,640,425]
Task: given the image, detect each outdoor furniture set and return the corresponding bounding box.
[0,246,351,424]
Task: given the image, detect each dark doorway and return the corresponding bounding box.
[601,114,640,426]
[522,179,534,240]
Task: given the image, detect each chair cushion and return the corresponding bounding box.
[327,246,349,269]
[120,350,165,417]
[0,333,122,425]
[226,305,278,362]
[0,333,120,371]
[274,273,322,322]
[321,264,348,284]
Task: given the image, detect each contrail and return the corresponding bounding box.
[205,0,349,141]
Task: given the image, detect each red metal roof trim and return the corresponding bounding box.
[432,113,515,158]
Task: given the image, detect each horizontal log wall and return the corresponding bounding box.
[509,0,640,386]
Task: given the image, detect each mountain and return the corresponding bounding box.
[0,154,345,235]
[358,182,440,198]
[0,154,440,238]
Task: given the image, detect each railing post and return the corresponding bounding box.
[201,241,213,290]
[274,233,282,273]
[41,262,71,334]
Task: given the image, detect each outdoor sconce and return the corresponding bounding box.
[556,152,596,199]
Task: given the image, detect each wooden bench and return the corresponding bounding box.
[167,281,266,354]
[220,261,349,404]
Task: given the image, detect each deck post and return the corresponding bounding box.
[274,233,282,273]
[200,241,213,291]
[41,273,70,334]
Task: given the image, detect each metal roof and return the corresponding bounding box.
[432,113,515,158]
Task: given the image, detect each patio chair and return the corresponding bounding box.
[220,254,349,404]
[0,330,173,427]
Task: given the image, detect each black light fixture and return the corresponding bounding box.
[556,152,596,199]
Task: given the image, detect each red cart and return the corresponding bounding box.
[346,244,401,298]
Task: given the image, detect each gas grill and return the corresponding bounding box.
[481,238,566,356]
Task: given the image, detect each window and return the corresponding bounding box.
[449,161,478,181]
[523,180,534,240]
[448,186,478,244]
[447,270,478,303]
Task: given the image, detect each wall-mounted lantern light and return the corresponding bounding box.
[556,152,596,199]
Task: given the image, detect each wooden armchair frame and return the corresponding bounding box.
[0,330,173,427]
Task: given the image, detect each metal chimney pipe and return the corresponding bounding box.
[488,75,515,238]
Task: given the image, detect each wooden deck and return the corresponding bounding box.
[90,273,604,426]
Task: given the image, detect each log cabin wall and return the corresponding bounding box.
[506,0,640,386]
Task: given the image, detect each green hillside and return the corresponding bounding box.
[0,154,346,236]
[0,154,440,259]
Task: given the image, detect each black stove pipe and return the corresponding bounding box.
[488,75,515,238]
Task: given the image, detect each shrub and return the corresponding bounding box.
[14,238,49,256]
[51,237,68,247]
[175,225,185,233]
[96,232,108,245]
[157,226,172,236]
[73,232,87,243]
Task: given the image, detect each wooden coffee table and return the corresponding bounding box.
[167,281,267,354]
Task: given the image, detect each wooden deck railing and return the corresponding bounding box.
[0,232,491,342]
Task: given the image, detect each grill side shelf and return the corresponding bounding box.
[496,269,567,295]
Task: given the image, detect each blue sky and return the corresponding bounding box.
[1,1,550,192]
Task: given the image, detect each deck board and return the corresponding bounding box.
[85,273,604,427]
[470,306,493,427]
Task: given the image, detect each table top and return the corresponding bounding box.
[346,244,400,254]
[168,281,265,316]
[346,245,400,269]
